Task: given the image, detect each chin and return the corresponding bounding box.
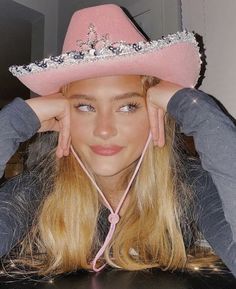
[78,151,137,178]
[90,159,136,178]
[91,165,123,177]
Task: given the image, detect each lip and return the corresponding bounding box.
[90,145,124,156]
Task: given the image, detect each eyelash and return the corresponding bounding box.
[74,102,141,113]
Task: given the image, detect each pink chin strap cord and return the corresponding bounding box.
[70,132,152,272]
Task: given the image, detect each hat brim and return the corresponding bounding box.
[10,42,200,96]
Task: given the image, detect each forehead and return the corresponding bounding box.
[67,75,143,97]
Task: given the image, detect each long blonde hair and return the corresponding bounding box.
[3,75,218,278]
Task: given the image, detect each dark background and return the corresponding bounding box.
[0,0,44,107]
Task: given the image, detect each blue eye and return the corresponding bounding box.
[74,103,95,112]
[119,102,141,113]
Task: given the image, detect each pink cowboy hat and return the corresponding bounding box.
[9,4,201,96]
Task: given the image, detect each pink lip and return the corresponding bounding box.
[90,145,124,156]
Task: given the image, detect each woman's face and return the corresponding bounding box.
[67,75,150,178]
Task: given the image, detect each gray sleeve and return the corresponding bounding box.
[0,97,40,178]
[167,88,236,251]
[0,98,41,257]
[186,158,236,277]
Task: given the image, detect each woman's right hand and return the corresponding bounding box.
[25,93,71,158]
[147,80,184,147]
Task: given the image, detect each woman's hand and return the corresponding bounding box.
[25,93,71,158]
[146,80,184,147]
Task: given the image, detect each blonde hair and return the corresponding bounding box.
[2,75,219,279]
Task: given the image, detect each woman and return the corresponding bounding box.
[0,4,236,278]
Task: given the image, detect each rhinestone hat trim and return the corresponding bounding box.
[9,24,199,77]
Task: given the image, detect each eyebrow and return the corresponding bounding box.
[69,92,143,101]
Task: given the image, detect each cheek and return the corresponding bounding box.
[120,112,150,144]
[70,113,91,145]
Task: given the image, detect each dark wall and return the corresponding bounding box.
[0,0,44,108]
[0,14,31,106]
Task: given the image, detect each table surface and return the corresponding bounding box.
[0,268,236,289]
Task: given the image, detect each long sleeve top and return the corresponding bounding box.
[167,88,236,277]
[0,88,235,277]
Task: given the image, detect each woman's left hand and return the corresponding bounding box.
[146,80,184,147]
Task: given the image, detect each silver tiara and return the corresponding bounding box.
[9,23,199,77]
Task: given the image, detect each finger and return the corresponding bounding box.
[157,108,165,147]
[56,132,63,158]
[51,119,60,132]
[56,146,63,158]
[58,106,71,152]
[64,135,71,156]
[147,104,159,145]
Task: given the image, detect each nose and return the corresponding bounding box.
[93,111,118,140]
